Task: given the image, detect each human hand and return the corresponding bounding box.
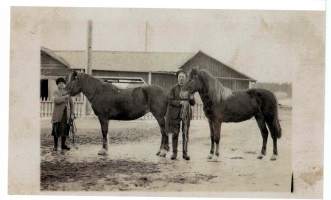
[64,94,70,99]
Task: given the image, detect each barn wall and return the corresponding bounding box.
[182,53,248,79]
[235,80,249,90]
[92,70,149,84]
[151,73,177,92]
[218,78,249,90]
[41,52,70,76]
[41,52,71,98]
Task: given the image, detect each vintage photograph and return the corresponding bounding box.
[9,7,325,198]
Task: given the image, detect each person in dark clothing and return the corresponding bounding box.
[165,70,195,160]
[51,77,74,151]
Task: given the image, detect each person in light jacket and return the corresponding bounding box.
[51,77,74,151]
[165,70,195,160]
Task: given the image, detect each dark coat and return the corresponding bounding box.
[51,89,74,123]
[165,84,195,133]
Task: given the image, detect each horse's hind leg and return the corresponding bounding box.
[255,114,268,159]
[155,116,169,157]
[266,119,278,161]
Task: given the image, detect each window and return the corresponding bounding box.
[40,79,48,99]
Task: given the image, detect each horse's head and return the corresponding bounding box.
[182,68,203,94]
[66,70,82,96]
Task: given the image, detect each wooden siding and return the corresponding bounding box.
[182,52,248,79]
[41,52,70,76]
[218,78,249,90]
[151,73,177,92]
[181,52,251,90]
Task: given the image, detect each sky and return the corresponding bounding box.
[24,7,325,83]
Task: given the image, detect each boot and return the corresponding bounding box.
[61,136,70,150]
[171,133,179,160]
[171,152,177,160]
[53,136,58,151]
[183,153,190,160]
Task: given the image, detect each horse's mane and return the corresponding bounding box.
[78,73,120,96]
[198,69,232,102]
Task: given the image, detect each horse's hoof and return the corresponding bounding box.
[183,155,190,160]
[270,155,277,161]
[98,149,108,156]
[170,152,177,160]
[159,149,167,157]
[257,154,264,159]
[207,154,213,160]
[213,155,219,162]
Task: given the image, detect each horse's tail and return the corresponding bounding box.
[255,89,282,139]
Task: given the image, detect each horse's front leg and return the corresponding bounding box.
[207,119,215,159]
[98,117,109,156]
[213,121,221,161]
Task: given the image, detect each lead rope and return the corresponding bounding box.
[69,115,77,148]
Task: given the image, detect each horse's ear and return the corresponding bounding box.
[71,70,79,80]
[190,67,199,77]
[72,70,77,77]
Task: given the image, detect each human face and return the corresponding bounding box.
[57,82,66,90]
[177,72,186,86]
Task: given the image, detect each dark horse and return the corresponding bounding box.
[182,68,282,161]
[65,71,169,156]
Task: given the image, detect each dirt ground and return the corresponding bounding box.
[40,108,292,193]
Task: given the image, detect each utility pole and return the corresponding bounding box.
[145,21,152,85]
[86,20,92,75]
[84,20,93,115]
[145,21,149,52]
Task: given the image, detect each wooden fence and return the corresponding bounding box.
[40,99,206,120]
[40,97,85,118]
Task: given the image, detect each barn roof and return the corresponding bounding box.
[41,47,255,81]
[41,47,71,68]
[53,50,195,73]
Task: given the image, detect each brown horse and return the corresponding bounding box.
[65,71,169,156]
[182,68,281,161]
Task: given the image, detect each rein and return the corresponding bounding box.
[68,114,77,145]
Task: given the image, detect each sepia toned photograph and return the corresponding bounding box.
[8,6,325,198]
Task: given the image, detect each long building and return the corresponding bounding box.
[40,47,256,99]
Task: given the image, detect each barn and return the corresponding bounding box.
[180,51,256,90]
[41,47,255,99]
[40,47,256,117]
[40,47,72,99]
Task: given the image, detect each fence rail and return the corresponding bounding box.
[40,98,206,120]
[40,97,85,118]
